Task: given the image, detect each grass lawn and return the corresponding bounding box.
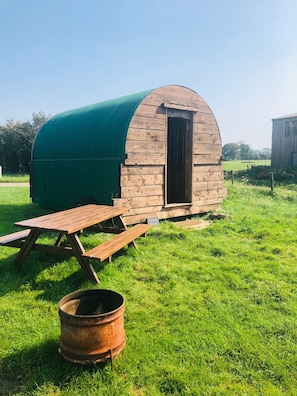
[0,183,296,395]
[0,174,29,183]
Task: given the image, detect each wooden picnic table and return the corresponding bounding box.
[0,204,151,284]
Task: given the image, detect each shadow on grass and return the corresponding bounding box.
[0,251,91,303]
[0,203,50,231]
[0,200,111,302]
[1,235,116,299]
[34,270,92,303]
[0,339,111,395]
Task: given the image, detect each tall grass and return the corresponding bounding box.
[0,184,296,395]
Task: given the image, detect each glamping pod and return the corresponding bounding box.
[31,85,225,225]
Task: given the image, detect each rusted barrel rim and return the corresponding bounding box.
[58,289,125,319]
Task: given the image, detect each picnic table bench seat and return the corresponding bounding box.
[0,229,31,247]
[83,223,151,262]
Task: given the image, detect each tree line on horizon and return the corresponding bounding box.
[0,113,271,174]
[222,142,271,161]
[0,112,50,173]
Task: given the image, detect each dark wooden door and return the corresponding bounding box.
[167,117,192,204]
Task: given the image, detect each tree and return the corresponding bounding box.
[0,112,49,173]
[239,143,252,160]
[260,148,271,159]
[222,142,271,161]
[222,143,240,161]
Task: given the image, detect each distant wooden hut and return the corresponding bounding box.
[271,113,297,168]
[31,85,225,224]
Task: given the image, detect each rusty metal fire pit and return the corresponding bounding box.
[58,289,125,364]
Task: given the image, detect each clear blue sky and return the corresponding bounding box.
[1,0,296,149]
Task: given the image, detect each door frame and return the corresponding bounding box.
[165,108,193,206]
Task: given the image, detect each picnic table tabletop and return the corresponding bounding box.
[15,204,128,233]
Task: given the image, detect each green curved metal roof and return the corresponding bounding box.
[32,88,153,161]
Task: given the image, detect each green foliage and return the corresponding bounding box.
[0,112,50,173]
[0,184,297,394]
[225,164,297,187]
[222,143,240,160]
[238,142,252,160]
[222,143,271,161]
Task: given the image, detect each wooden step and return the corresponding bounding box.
[83,224,151,262]
[0,229,31,247]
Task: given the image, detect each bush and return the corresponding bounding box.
[225,165,297,186]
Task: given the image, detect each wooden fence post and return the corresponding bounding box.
[270,172,274,191]
[231,170,234,184]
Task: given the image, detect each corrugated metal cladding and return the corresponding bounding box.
[31,89,153,209]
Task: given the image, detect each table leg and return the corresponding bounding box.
[113,215,127,230]
[55,233,65,246]
[114,215,137,249]
[67,233,100,284]
[15,229,41,267]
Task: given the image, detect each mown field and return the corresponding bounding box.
[223,159,271,172]
[0,181,296,395]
